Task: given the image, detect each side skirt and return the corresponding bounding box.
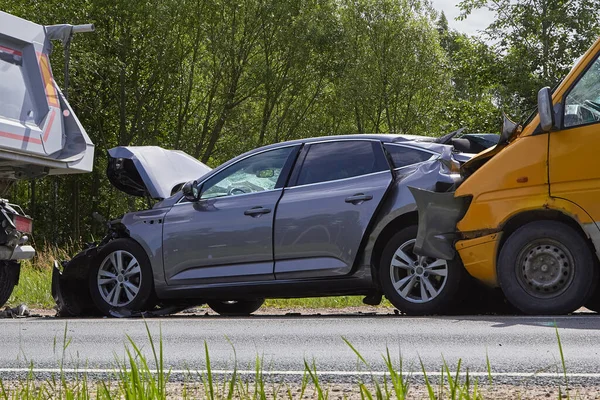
[156,276,374,301]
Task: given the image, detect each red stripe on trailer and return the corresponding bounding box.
[0,130,42,144]
[42,109,56,142]
[0,45,22,56]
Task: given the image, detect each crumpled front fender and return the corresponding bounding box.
[409,187,471,260]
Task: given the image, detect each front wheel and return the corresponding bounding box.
[498,221,597,315]
[379,225,467,315]
[207,299,264,316]
[89,239,155,317]
[0,261,19,307]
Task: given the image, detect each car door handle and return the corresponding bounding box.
[345,193,373,204]
[244,207,272,217]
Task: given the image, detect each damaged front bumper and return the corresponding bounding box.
[409,187,472,260]
[51,245,100,317]
[52,243,192,318]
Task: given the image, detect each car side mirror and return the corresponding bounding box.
[538,86,554,132]
[182,180,200,202]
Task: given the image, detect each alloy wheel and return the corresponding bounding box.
[97,250,142,307]
[389,239,448,303]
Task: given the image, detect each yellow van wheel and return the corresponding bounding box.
[497,221,597,315]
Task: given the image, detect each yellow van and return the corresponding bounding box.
[413,36,600,315]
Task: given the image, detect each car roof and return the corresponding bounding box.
[254,133,438,152]
[213,133,447,178]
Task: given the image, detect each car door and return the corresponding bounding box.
[549,54,600,229]
[162,145,299,285]
[274,140,393,279]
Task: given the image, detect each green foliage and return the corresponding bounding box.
[459,0,600,119]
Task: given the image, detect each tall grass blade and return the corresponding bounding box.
[304,359,328,400]
[486,350,493,386]
[419,356,435,399]
[204,341,215,400]
[555,325,568,385]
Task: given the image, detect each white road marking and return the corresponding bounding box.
[0,368,593,378]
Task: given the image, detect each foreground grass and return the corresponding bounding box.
[0,323,582,399]
[7,247,392,310]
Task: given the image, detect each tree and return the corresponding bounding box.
[437,14,502,132]
[334,0,451,135]
[459,0,600,119]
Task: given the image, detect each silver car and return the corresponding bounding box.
[53,134,473,317]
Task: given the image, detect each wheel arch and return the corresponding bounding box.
[362,211,418,289]
[497,206,600,266]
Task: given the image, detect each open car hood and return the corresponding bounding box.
[107,146,211,200]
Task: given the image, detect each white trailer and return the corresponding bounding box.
[0,11,95,306]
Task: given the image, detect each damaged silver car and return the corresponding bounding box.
[53,134,477,317]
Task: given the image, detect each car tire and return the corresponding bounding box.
[0,261,19,308]
[88,238,155,317]
[497,221,597,315]
[207,299,264,316]
[379,225,467,315]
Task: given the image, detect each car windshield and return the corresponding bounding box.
[202,168,282,199]
[200,147,293,199]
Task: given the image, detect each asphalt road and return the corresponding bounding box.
[1,314,600,383]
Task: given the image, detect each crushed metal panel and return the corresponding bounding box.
[409,187,471,260]
[0,11,94,179]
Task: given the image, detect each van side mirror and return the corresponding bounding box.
[538,86,554,132]
[182,180,200,202]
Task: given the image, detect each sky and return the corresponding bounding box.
[429,0,495,36]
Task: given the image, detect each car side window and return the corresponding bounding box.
[564,56,600,128]
[201,147,294,199]
[383,144,434,168]
[295,141,387,186]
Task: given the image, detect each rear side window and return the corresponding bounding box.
[296,141,387,186]
[384,144,434,169]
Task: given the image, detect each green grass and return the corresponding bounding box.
[0,322,581,399]
[7,248,393,310]
[7,265,54,309]
[264,296,393,309]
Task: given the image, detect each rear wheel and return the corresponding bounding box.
[89,239,155,317]
[0,261,19,307]
[498,221,597,315]
[207,299,264,316]
[379,225,467,315]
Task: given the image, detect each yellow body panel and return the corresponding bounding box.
[456,233,502,286]
[549,123,600,222]
[456,133,552,232]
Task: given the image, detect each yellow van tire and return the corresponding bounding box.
[498,221,597,315]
